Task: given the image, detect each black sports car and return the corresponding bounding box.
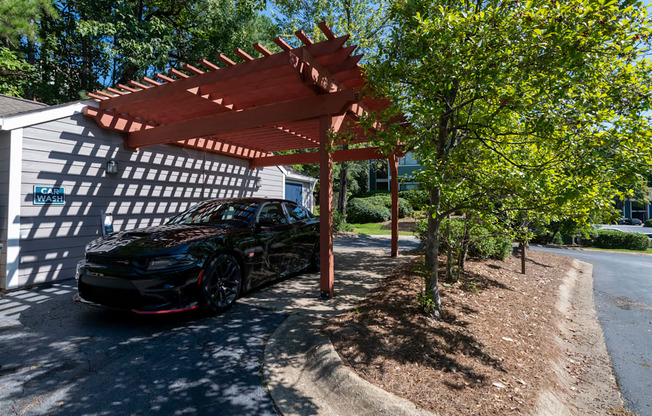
[75,198,320,314]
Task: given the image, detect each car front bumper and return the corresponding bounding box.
[75,261,202,313]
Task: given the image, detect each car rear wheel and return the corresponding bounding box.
[199,254,242,314]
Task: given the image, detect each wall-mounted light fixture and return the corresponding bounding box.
[106,159,118,175]
[255,176,262,190]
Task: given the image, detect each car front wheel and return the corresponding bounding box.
[199,254,242,314]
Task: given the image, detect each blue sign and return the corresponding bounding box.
[33,186,65,205]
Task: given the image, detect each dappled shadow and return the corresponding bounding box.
[0,280,284,416]
[240,248,416,317]
[323,260,508,393]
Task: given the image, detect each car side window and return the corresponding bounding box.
[285,202,311,223]
[258,203,288,226]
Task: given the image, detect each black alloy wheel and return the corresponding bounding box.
[199,254,242,314]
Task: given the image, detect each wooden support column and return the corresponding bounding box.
[389,154,399,257]
[319,114,344,298]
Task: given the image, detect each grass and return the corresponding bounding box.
[348,221,414,236]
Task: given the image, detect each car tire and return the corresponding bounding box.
[199,253,242,315]
[309,242,320,272]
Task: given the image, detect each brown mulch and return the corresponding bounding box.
[323,251,575,416]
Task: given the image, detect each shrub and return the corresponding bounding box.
[581,229,649,251]
[398,189,429,211]
[346,195,412,223]
[346,198,391,223]
[413,217,512,261]
[644,219,652,228]
[333,209,353,232]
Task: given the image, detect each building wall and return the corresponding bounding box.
[14,113,284,288]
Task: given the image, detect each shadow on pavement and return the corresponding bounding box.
[0,280,283,416]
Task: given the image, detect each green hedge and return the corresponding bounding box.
[347,198,391,223]
[644,219,652,228]
[581,229,650,251]
[346,194,412,223]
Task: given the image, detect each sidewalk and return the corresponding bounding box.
[238,239,434,416]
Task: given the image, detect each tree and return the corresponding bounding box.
[270,0,390,219]
[0,46,33,96]
[367,0,652,318]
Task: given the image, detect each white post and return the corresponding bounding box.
[5,128,23,289]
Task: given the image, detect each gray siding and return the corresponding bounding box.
[0,131,10,287]
[17,113,278,286]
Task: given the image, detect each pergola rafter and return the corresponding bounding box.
[84,22,404,298]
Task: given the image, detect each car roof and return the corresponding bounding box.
[201,197,296,204]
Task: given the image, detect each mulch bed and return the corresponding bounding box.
[323,250,575,415]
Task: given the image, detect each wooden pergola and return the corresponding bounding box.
[83,22,403,298]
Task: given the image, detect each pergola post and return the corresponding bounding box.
[389,154,399,257]
[319,114,344,298]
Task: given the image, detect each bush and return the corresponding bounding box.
[581,229,649,251]
[333,210,353,232]
[413,217,512,261]
[398,189,429,211]
[346,195,412,223]
[346,198,391,223]
[644,219,652,228]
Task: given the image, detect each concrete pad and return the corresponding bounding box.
[240,248,416,316]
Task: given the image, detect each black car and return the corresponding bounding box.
[75,198,319,314]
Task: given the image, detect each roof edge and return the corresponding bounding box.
[0,100,99,131]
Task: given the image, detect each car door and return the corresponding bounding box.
[284,201,318,269]
[253,202,294,282]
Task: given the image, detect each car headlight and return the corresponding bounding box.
[146,254,197,271]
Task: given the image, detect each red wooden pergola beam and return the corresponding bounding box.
[216,53,236,66]
[106,87,125,95]
[142,76,162,86]
[126,89,357,148]
[101,51,298,110]
[273,37,292,51]
[155,73,176,83]
[129,80,151,89]
[117,83,139,92]
[168,68,189,79]
[295,49,342,94]
[177,137,268,159]
[183,64,204,75]
[83,107,156,133]
[253,43,272,57]
[199,59,220,71]
[234,48,254,61]
[318,21,335,40]
[295,30,314,46]
[248,146,404,168]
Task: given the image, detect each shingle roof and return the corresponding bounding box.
[0,94,48,117]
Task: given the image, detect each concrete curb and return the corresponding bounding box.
[264,314,435,416]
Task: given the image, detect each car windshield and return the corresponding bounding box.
[167,201,258,227]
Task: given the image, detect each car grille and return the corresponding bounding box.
[79,281,143,309]
[86,253,129,267]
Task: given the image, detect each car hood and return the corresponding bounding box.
[86,224,235,256]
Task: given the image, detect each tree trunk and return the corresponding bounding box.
[446,214,453,281]
[425,186,442,319]
[337,157,349,220]
[458,213,470,273]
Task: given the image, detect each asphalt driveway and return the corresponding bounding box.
[0,282,284,416]
[531,246,652,416]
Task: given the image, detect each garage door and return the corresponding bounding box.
[285,182,303,206]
